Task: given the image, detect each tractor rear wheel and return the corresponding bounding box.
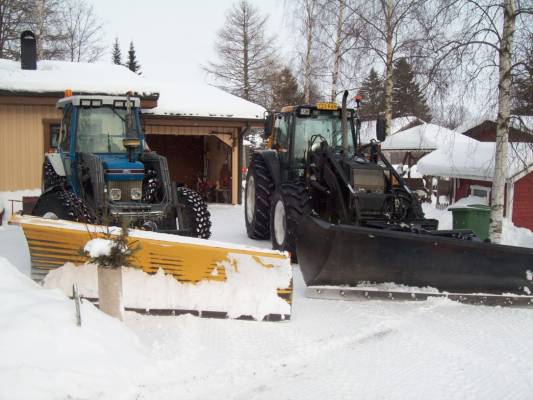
[270,183,310,261]
[245,156,273,239]
[32,189,94,224]
[177,187,211,239]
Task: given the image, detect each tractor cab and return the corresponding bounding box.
[265,103,357,180]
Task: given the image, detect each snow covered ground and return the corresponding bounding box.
[1,204,533,400]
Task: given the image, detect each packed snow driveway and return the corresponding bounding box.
[1,204,532,400]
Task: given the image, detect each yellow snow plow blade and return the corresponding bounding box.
[10,214,292,321]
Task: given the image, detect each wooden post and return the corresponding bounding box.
[232,131,239,205]
[97,266,125,321]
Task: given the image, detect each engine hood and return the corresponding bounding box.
[99,154,144,181]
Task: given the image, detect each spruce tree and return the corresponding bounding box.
[126,41,141,74]
[392,58,430,121]
[269,67,305,110]
[358,68,384,119]
[112,37,122,65]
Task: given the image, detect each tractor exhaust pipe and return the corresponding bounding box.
[341,90,349,152]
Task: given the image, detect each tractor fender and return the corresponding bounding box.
[251,150,281,188]
[45,153,66,176]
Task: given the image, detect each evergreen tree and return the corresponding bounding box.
[126,41,141,74]
[269,67,305,110]
[392,58,430,121]
[204,0,276,103]
[112,37,122,65]
[511,47,533,116]
[358,68,384,119]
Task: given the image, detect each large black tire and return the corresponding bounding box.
[32,189,94,224]
[270,183,310,261]
[245,156,274,239]
[177,187,211,239]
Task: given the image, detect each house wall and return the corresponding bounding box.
[0,104,61,191]
[512,172,533,230]
[454,179,493,202]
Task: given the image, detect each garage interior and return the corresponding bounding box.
[143,116,260,205]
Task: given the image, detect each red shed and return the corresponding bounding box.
[417,140,533,231]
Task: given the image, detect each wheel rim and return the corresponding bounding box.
[274,199,286,245]
[43,212,58,220]
[246,175,255,224]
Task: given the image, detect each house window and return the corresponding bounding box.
[470,185,490,199]
[49,124,60,148]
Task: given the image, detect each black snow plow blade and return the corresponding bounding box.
[297,216,533,306]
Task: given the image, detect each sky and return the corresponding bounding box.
[88,0,295,84]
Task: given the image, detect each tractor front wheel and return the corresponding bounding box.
[176,187,211,239]
[32,189,94,223]
[270,183,310,261]
[245,156,273,239]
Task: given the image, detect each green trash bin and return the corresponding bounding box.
[450,204,491,241]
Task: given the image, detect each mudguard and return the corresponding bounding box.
[296,215,533,296]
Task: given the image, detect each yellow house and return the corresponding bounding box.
[0,58,264,204]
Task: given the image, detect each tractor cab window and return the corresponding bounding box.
[76,107,131,153]
[292,111,354,168]
[272,114,290,151]
[59,105,72,153]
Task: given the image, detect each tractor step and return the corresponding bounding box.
[306,286,533,307]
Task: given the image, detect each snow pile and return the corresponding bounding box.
[0,59,158,96]
[44,252,292,320]
[501,219,533,248]
[417,140,533,181]
[0,188,41,224]
[0,256,149,400]
[84,238,114,257]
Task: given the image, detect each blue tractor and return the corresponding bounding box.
[32,94,211,238]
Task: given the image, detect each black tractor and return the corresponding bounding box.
[244,91,533,303]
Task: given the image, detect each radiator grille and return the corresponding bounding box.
[107,180,143,201]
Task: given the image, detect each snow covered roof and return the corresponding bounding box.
[381,123,468,151]
[359,116,421,144]
[0,59,159,97]
[0,58,265,120]
[144,80,265,120]
[417,139,533,181]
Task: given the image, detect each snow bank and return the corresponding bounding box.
[44,252,291,321]
[0,257,149,400]
[0,188,41,224]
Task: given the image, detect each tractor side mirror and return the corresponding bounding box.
[376,118,386,142]
[263,113,273,138]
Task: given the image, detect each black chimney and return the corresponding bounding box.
[20,31,37,70]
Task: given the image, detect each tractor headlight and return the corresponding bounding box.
[109,188,121,201]
[131,187,142,201]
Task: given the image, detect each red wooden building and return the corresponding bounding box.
[417,140,533,231]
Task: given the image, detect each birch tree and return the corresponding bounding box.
[347,0,437,135]
[205,0,276,103]
[298,0,320,103]
[432,0,532,243]
[60,0,105,62]
[23,0,65,60]
[0,0,27,59]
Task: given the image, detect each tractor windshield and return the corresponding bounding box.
[292,113,354,167]
[77,107,137,153]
